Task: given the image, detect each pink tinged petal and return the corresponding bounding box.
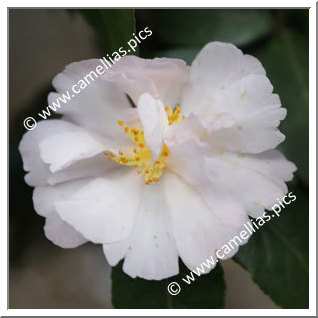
[55,169,143,244]
[164,172,246,271]
[49,59,131,139]
[101,55,189,106]
[44,213,88,248]
[205,150,296,218]
[201,192,248,230]
[103,181,179,280]
[33,178,92,248]
[137,93,168,162]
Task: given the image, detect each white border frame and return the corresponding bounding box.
[3,1,316,316]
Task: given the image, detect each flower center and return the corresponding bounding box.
[105,106,183,185]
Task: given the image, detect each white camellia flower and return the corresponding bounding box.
[19,42,296,280]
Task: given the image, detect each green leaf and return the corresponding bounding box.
[150,9,273,47]
[233,185,309,308]
[79,9,137,54]
[112,261,225,308]
[258,31,309,185]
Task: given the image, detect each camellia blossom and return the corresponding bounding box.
[19,42,296,280]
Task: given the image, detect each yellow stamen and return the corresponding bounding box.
[105,106,183,184]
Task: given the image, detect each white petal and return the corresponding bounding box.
[102,55,189,106]
[205,151,296,218]
[137,93,168,162]
[205,74,286,153]
[33,178,91,248]
[19,119,120,187]
[55,169,143,244]
[39,128,109,173]
[19,120,81,186]
[49,59,131,139]
[33,178,91,217]
[165,138,211,186]
[182,42,265,115]
[164,113,206,146]
[200,191,247,229]
[44,212,87,248]
[103,181,179,280]
[181,42,285,153]
[164,113,213,185]
[46,152,114,185]
[164,172,247,271]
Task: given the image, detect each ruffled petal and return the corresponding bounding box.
[102,55,189,106]
[204,75,286,153]
[182,42,285,153]
[182,42,265,115]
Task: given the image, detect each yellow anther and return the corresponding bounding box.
[105,109,183,184]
